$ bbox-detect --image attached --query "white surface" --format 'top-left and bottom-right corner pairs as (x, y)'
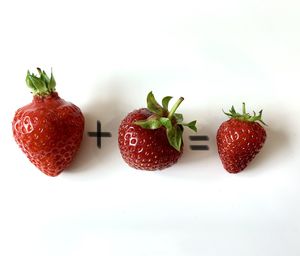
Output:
(0, 0), (300, 255)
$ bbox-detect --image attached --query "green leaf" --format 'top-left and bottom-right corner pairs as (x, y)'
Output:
(28, 75), (48, 95)
(25, 68), (56, 96)
(159, 117), (172, 129)
(49, 70), (56, 91)
(230, 106), (237, 115)
(167, 125), (183, 151)
(134, 119), (162, 129)
(182, 120), (197, 132)
(26, 71), (37, 93)
(223, 103), (267, 125)
(162, 96), (172, 111)
(174, 113), (183, 123)
(41, 71), (50, 84)
(147, 91), (165, 116)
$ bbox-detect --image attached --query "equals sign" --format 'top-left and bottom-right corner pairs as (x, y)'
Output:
(189, 135), (209, 151)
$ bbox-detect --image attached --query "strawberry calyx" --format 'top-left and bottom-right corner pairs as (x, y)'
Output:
(26, 68), (56, 96)
(134, 91), (197, 151)
(224, 102), (266, 125)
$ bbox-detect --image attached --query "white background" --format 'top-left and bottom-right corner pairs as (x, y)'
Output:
(0, 0), (300, 255)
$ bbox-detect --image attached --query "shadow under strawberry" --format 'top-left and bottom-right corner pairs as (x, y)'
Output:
(181, 129), (217, 164)
(244, 126), (290, 174)
(65, 79), (124, 175)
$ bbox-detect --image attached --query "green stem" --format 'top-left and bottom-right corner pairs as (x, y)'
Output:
(168, 97), (184, 119)
(242, 102), (246, 115)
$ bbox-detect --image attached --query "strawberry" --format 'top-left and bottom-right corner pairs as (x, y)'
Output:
(118, 91), (197, 171)
(12, 68), (84, 177)
(216, 103), (267, 173)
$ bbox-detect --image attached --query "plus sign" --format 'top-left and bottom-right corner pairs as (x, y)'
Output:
(88, 121), (112, 149)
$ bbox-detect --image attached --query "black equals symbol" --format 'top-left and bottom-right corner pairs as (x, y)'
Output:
(189, 135), (209, 151)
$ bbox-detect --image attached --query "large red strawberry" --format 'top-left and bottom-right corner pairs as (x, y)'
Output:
(12, 68), (84, 177)
(216, 103), (267, 173)
(118, 91), (197, 170)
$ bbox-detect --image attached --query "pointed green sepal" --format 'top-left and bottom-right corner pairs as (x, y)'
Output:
(49, 70), (56, 91)
(223, 103), (267, 125)
(166, 125), (183, 152)
(134, 92), (197, 151)
(147, 91), (165, 116)
(181, 120), (197, 132)
(174, 113), (183, 123)
(159, 117), (172, 129)
(134, 117), (162, 129)
(25, 68), (56, 96)
(162, 96), (173, 111)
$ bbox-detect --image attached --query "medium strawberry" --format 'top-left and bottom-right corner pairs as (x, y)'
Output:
(216, 103), (267, 173)
(118, 91), (197, 171)
(12, 68), (85, 177)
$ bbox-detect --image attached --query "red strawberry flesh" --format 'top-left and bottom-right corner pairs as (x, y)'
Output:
(13, 92), (84, 176)
(217, 119), (266, 173)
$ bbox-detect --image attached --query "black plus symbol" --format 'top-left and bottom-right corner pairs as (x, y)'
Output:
(88, 121), (112, 149)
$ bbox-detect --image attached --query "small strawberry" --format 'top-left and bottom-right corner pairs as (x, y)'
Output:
(12, 68), (85, 177)
(216, 103), (267, 173)
(118, 91), (197, 171)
